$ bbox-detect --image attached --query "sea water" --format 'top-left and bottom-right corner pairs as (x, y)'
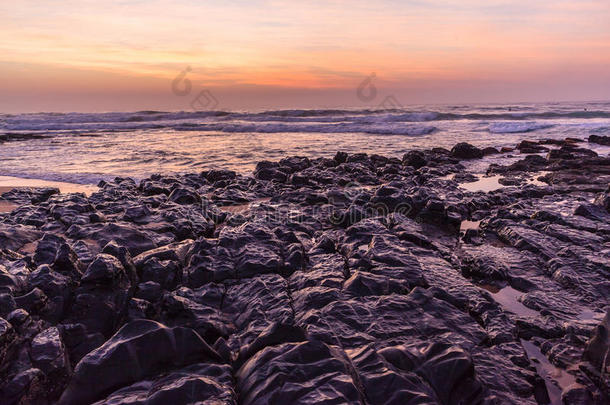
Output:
(1, 101), (609, 185)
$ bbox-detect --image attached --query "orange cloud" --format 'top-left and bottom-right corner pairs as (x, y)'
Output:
(1, 1), (609, 111)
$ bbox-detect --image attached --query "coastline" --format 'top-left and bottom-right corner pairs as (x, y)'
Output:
(0, 176), (98, 195)
(0, 136), (609, 403)
(2, 103), (610, 184)
(0, 176), (98, 213)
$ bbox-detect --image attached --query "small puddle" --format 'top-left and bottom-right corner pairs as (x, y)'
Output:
(460, 175), (505, 193)
(479, 285), (539, 318)
(460, 220), (481, 233)
(18, 241), (38, 255)
(521, 339), (577, 405)
(577, 309), (605, 322)
(0, 200), (18, 213)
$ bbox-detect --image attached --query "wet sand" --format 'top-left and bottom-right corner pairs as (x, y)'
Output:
(0, 199), (18, 213)
(0, 177), (98, 213)
(0, 176), (98, 195)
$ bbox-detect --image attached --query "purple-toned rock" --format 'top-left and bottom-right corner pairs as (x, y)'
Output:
(58, 320), (220, 405)
(451, 142), (483, 159)
(30, 327), (70, 375)
(0, 140), (607, 403)
(588, 134), (610, 145)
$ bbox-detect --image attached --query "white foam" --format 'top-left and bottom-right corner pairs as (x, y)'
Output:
(2, 103), (610, 183)
(489, 122), (554, 134)
(175, 122), (437, 135)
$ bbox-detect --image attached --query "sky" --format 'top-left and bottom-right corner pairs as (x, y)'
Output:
(1, 0), (610, 112)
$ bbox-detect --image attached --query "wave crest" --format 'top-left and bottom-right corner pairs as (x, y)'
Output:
(488, 122), (554, 134)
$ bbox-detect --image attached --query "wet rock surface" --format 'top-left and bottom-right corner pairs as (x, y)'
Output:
(0, 138), (609, 404)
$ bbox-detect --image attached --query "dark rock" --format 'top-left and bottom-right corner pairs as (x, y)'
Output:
(588, 134), (610, 145)
(140, 257), (180, 289)
(490, 154), (549, 173)
(0, 368), (46, 405)
(236, 340), (362, 404)
(121, 204), (151, 223)
(347, 152), (368, 163)
(27, 265), (72, 320)
(127, 297), (156, 320)
(254, 160), (278, 172)
(334, 151), (348, 164)
(451, 142), (483, 159)
(28, 265), (71, 297)
(453, 172), (479, 183)
(160, 287), (228, 342)
(575, 203), (609, 222)
(234, 322), (306, 368)
(139, 179), (171, 196)
(561, 384), (594, 404)
(279, 156), (311, 173)
(101, 240), (138, 284)
(0, 293), (17, 317)
(0, 225), (41, 253)
(167, 187), (201, 205)
(59, 323), (105, 366)
(346, 344), (439, 404)
(254, 167), (287, 182)
(0, 317), (16, 371)
(583, 309), (609, 371)
(223, 274), (292, 350)
(66, 222), (160, 256)
(132, 239), (194, 269)
(380, 342), (488, 404)
(594, 190), (610, 212)
(517, 140), (548, 153)
(81, 254), (129, 286)
(135, 281), (162, 302)
(482, 147), (500, 155)
(6, 308), (29, 326)
(310, 235), (335, 253)
(30, 326), (70, 375)
(0, 264), (26, 295)
(297, 287), (485, 350)
(1, 143), (608, 403)
(1, 187), (59, 205)
(58, 320), (220, 405)
(402, 150), (427, 169)
(32, 187), (60, 203)
(91, 363), (235, 404)
(14, 288), (48, 314)
(343, 271), (409, 296)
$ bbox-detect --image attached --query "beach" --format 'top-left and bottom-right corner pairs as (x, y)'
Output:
(0, 176), (98, 213)
(3, 0), (609, 402)
(1, 135), (609, 404)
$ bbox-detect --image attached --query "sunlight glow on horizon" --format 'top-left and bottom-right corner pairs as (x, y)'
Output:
(2, 0), (610, 112)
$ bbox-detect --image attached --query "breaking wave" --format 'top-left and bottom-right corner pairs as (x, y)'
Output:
(3, 103), (610, 135)
(2, 101), (610, 186)
(488, 122), (555, 134)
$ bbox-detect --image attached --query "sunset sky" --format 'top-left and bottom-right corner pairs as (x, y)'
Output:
(1, 0), (610, 112)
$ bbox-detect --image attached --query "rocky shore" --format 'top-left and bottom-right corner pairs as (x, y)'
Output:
(0, 136), (609, 404)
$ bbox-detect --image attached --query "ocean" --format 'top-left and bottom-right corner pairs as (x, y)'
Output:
(1, 101), (610, 185)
